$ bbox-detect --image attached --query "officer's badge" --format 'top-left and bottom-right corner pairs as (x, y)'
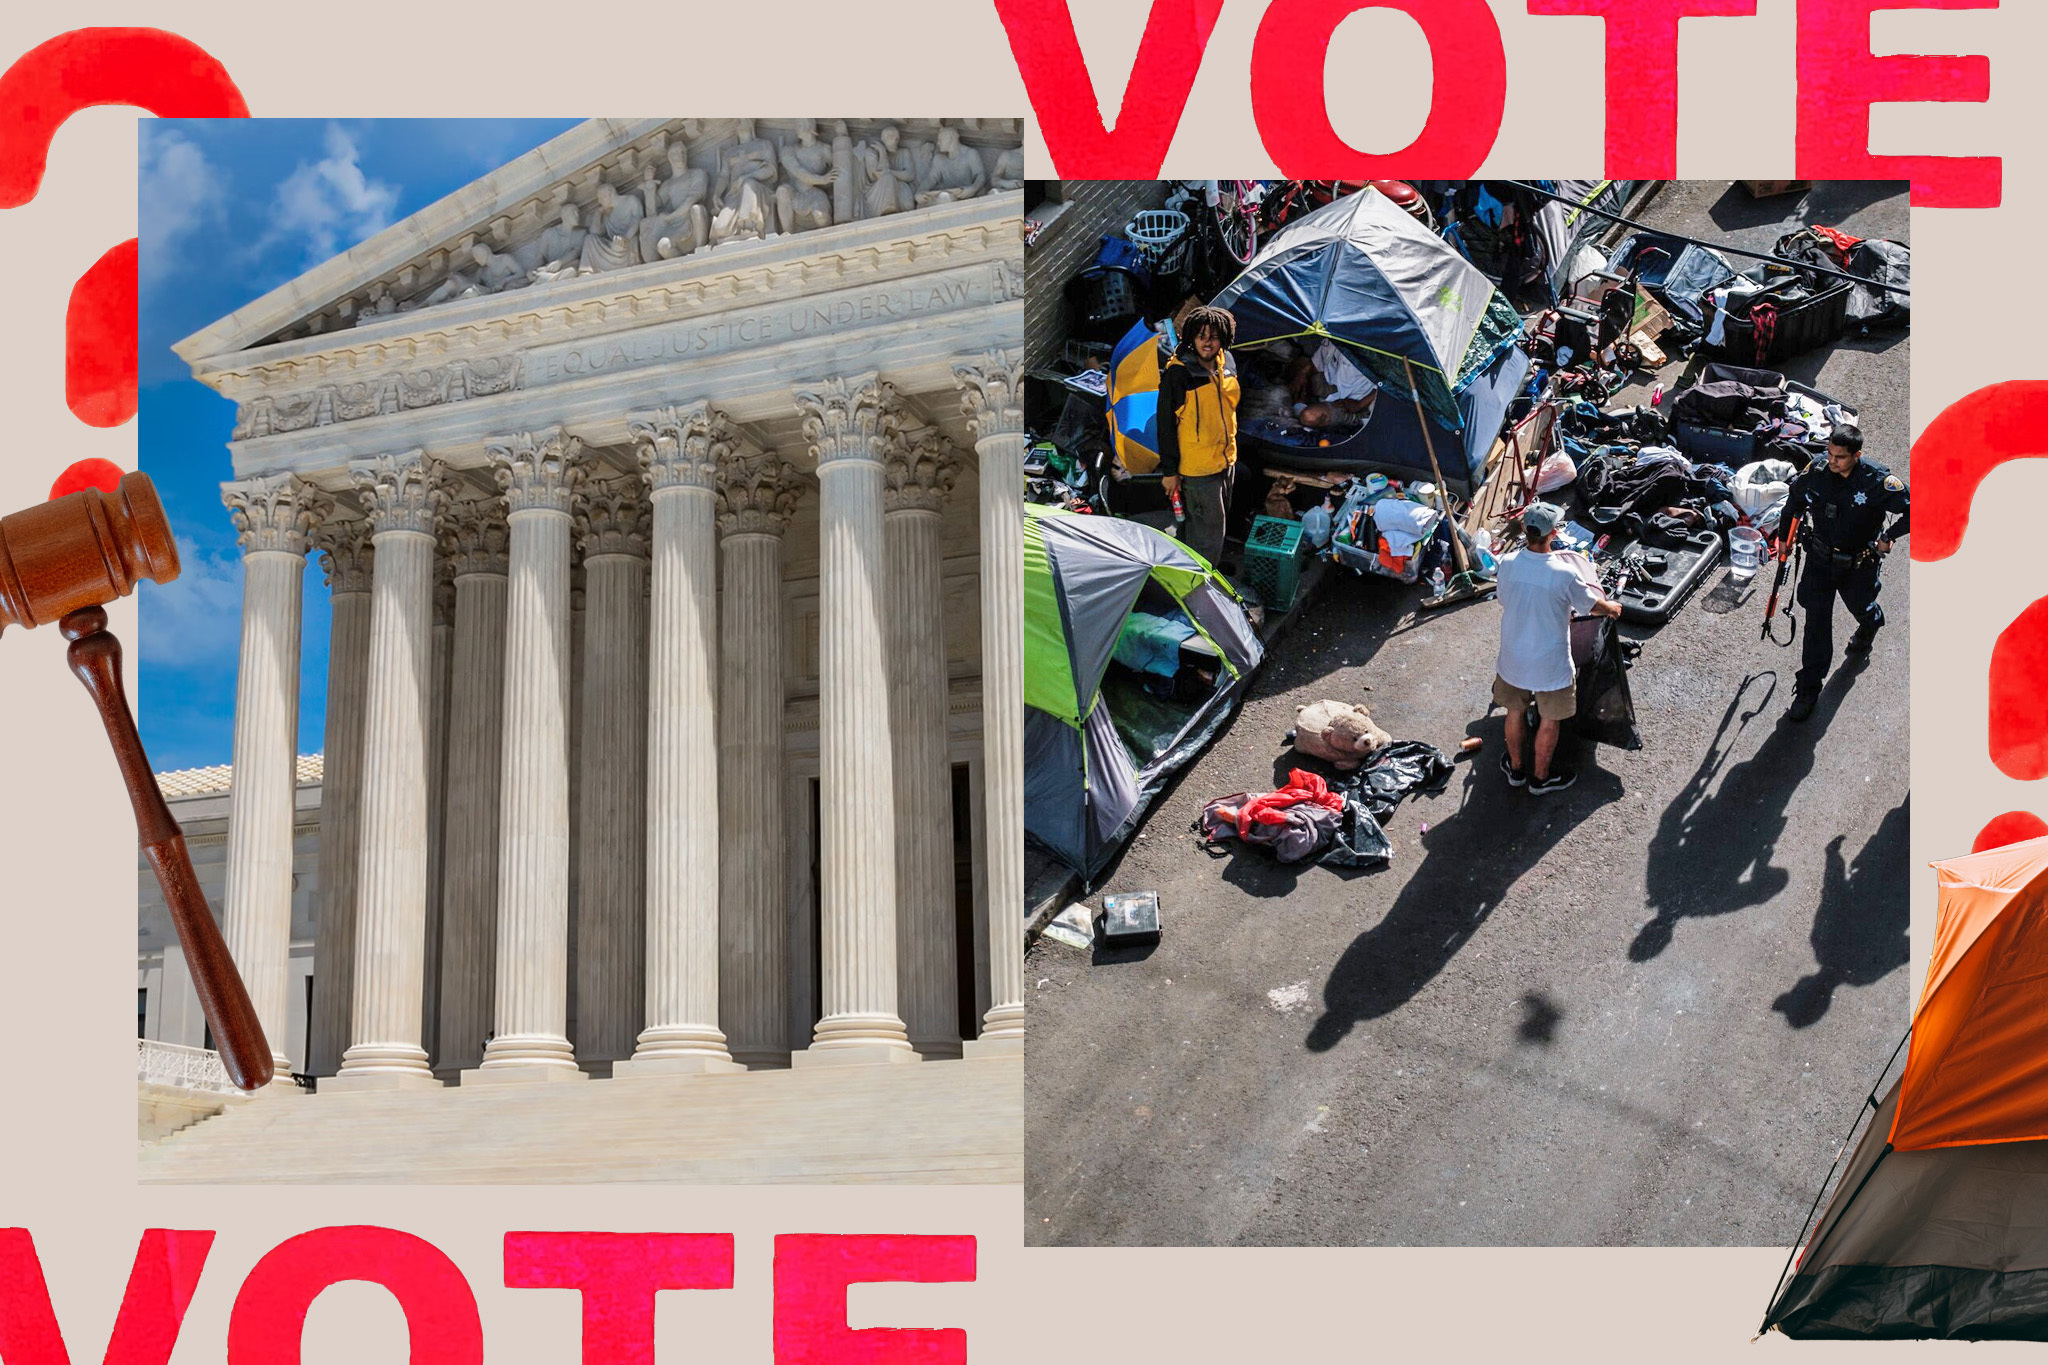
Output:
(1853, 491), (1867, 505)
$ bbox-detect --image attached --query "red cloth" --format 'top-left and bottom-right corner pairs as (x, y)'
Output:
(1236, 768), (1344, 837)
(1811, 224), (1863, 261)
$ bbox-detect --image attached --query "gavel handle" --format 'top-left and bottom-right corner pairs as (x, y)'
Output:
(60, 607), (274, 1091)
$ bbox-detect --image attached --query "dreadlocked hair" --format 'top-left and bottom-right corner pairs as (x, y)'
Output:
(1183, 304), (1236, 348)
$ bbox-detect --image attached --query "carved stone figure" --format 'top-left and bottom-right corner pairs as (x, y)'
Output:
(579, 183), (645, 274)
(915, 126), (989, 207)
(859, 124), (917, 219)
(991, 145), (1025, 192)
(777, 118), (838, 234)
(710, 118), (779, 246)
(640, 141), (711, 261)
(830, 120), (857, 225)
(418, 243), (527, 307)
(354, 282), (401, 326)
(526, 203), (588, 283)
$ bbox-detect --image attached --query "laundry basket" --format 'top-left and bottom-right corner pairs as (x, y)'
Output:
(1125, 208), (1190, 265)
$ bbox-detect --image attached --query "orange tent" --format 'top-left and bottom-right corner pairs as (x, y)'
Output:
(1766, 834), (2048, 1339)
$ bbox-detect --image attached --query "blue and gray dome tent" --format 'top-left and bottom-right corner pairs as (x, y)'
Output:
(1210, 186), (1529, 491)
(1024, 504), (1263, 882)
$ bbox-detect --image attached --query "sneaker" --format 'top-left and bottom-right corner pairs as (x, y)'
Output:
(1786, 691), (1818, 723)
(1499, 751), (1526, 788)
(1528, 769), (1577, 795)
(1844, 628), (1877, 658)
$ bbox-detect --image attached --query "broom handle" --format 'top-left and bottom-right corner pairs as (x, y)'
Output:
(1402, 358), (1473, 576)
(60, 606), (274, 1091)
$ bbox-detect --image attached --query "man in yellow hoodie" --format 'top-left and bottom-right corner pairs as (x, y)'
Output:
(1157, 305), (1241, 569)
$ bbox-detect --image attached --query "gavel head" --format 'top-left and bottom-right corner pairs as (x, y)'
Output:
(0, 471), (179, 635)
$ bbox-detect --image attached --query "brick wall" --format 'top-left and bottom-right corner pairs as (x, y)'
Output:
(1024, 180), (1171, 371)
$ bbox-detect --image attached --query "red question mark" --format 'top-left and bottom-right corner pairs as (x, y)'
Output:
(0, 27), (247, 495)
(1912, 380), (2048, 849)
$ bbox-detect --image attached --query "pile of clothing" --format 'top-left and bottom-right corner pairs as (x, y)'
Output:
(1193, 742), (1455, 869)
(1668, 362), (1857, 470)
(1320, 476), (1454, 583)
(1545, 399), (1743, 550)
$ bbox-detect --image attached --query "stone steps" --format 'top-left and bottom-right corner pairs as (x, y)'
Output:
(139, 1056), (1021, 1184)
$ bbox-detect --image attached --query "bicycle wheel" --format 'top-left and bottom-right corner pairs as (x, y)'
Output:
(1215, 191), (1257, 265)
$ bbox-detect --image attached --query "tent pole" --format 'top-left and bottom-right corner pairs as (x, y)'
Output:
(1402, 357), (1474, 583)
(1759, 1026), (1913, 1334)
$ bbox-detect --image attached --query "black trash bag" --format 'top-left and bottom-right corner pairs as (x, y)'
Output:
(1337, 740), (1456, 821)
(1574, 616), (1643, 750)
(1320, 798), (1393, 868)
(1670, 362), (1787, 429)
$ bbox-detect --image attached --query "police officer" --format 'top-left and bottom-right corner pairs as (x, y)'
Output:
(1783, 424), (1908, 722)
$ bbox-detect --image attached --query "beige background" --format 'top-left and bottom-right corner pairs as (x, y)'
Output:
(0, 0), (2024, 1358)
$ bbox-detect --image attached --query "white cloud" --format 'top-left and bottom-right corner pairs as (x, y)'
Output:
(138, 129), (225, 290)
(259, 123), (401, 265)
(138, 537), (244, 672)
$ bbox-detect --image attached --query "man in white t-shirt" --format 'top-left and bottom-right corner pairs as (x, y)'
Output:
(1492, 502), (1623, 794)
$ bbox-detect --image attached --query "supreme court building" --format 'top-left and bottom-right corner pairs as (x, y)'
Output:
(147, 118), (1024, 1176)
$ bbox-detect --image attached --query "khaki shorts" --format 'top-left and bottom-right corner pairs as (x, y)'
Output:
(1493, 674), (1577, 722)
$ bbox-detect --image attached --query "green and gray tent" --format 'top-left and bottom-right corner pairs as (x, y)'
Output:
(1025, 505), (1263, 882)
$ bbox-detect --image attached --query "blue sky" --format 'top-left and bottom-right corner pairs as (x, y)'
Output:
(137, 118), (582, 771)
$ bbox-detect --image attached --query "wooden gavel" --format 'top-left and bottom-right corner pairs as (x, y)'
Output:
(0, 472), (273, 1090)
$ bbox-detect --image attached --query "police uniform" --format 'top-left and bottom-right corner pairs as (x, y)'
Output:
(1786, 454), (1909, 696)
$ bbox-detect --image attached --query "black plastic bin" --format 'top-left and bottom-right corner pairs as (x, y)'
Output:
(1707, 280), (1852, 364)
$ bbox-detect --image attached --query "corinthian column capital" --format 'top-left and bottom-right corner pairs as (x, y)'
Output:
(441, 497), (510, 577)
(488, 429), (584, 514)
(574, 477), (652, 558)
(631, 402), (720, 492)
(951, 349), (1025, 443)
(793, 374), (887, 468)
(222, 473), (329, 556)
(349, 450), (445, 536)
(715, 442), (806, 538)
(882, 418), (961, 515)
(313, 517), (376, 594)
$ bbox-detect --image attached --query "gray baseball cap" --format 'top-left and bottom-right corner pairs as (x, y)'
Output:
(1523, 501), (1564, 537)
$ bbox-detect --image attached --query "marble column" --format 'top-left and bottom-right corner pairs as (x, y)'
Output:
(572, 478), (650, 1075)
(308, 516), (373, 1078)
(422, 561), (454, 1058)
(955, 351), (1026, 1056)
(331, 451), (445, 1091)
(615, 403), (739, 1077)
(435, 498), (508, 1075)
(714, 437), (806, 1069)
(470, 429), (586, 1083)
(882, 415), (964, 1057)
(219, 474), (325, 1088)
(791, 374), (917, 1067)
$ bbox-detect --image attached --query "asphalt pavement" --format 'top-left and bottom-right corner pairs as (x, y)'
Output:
(1024, 181), (1911, 1247)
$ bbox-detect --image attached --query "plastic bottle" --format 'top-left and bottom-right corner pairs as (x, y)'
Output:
(1170, 485), (1185, 537)
(1427, 567), (1446, 597)
(1650, 382), (1665, 407)
(1301, 500), (1333, 549)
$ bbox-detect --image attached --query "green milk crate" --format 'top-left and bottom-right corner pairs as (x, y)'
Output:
(1240, 514), (1307, 612)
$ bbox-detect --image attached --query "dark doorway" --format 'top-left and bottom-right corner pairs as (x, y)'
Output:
(808, 776), (823, 1031)
(952, 764), (980, 1040)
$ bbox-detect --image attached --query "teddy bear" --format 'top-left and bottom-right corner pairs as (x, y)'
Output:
(1290, 699), (1391, 770)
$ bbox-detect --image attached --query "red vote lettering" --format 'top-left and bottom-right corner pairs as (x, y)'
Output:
(994, 0), (1225, 177)
(0, 1228), (213, 1365)
(226, 1227), (482, 1365)
(1527, 0), (1756, 177)
(1794, 0), (1998, 208)
(1250, 0), (1505, 176)
(1989, 597), (2048, 781)
(503, 1232), (733, 1365)
(773, 1235), (975, 1365)
(1973, 810), (2048, 852)
(1908, 380), (2048, 562)
(0, 26), (246, 464)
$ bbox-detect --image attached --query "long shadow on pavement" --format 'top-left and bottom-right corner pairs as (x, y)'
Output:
(1305, 718), (1624, 1051)
(1772, 796), (1910, 1027)
(1634, 658), (1864, 962)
